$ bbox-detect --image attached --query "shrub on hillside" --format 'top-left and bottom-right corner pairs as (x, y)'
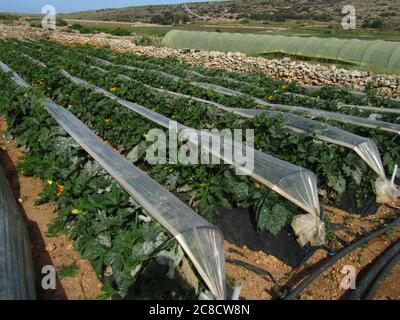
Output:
(108, 28), (131, 36)
(362, 19), (384, 29)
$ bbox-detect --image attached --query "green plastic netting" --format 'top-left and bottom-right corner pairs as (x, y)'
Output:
(162, 31), (400, 73)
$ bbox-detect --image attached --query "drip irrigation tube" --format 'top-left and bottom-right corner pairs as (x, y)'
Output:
(364, 253), (400, 300)
(346, 239), (400, 300)
(284, 211), (400, 300)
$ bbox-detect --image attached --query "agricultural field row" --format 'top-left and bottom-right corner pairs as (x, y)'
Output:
(0, 47), (218, 300)
(0, 39), (399, 299)
(12, 40), (400, 199)
(3, 39), (399, 225)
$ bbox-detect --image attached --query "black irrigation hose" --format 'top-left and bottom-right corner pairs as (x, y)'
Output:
(346, 239), (400, 300)
(284, 212), (400, 300)
(364, 253), (400, 300)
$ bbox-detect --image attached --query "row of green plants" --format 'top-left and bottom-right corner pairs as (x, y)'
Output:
(52, 41), (399, 182)
(68, 23), (132, 37)
(0, 67), (202, 300)
(99, 47), (400, 123)
(1, 42), (295, 233)
(66, 41), (400, 112)
(4, 40), (383, 216)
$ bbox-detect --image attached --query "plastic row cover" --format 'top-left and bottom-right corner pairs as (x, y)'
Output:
(44, 99), (226, 299)
(26, 41), (400, 114)
(0, 61), (29, 87)
(60, 69), (321, 218)
(94, 57), (400, 135)
(187, 71), (399, 115)
(162, 31), (400, 73)
(93, 56), (182, 81)
(81, 48), (390, 181)
(191, 81), (400, 135)
(115, 71), (386, 179)
(101, 61), (387, 179)
(0, 165), (36, 299)
(0, 62), (226, 299)
(20, 52), (323, 242)
(234, 108), (386, 178)
(336, 103), (400, 115)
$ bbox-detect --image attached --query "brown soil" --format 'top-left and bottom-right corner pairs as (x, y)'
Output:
(224, 204), (400, 300)
(0, 117), (102, 300)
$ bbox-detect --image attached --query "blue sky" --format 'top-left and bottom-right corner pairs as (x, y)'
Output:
(0, 1), (214, 14)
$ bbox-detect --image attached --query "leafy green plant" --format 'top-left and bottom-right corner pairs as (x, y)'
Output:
(58, 264), (79, 278)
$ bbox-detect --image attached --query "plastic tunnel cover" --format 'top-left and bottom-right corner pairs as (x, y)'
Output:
(103, 64), (387, 180)
(44, 99), (227, 300)
(181, 80), (400, 136)
(230, 108), (386, 179)
(59, 69), (321, 217)
(354, 140), (386, 180)
(81, 56), (400, 116)
(0, 62), (227, 300)
(0, 166), (36, 299)
(162, 31), (400, 72)
(20, 54), (322, 218)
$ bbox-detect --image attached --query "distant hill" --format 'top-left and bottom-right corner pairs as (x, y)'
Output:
(61, 0), (400, 29)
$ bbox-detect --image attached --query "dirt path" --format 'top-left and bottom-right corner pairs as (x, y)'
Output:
(0, 117), (102, 300)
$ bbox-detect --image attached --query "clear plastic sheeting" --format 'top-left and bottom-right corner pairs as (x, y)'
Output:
(116, 71), (386, 179)
(96, 58), (399, 134)
(254, 99), (400, 136)
(162, 31), (400, 73)
(336, 103), (400, 115)
(20, 53), (47, 68)
(60, 69), (174, 129)
(0, 166), (36, 299)
(0, 61), (29, 88)
(185, 81), (400, 135)
(291, 213), (326, 247)
(1, 62), (228, 299)
(375, 177), (400, 204)
(116, 73), (233, 112)
(92, 56), (181, 81)
(231, 108), (386, 179)
(60, 69), (321, 218)
(44, 99), (227, 299)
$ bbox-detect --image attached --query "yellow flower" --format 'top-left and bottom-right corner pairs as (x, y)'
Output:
(268, 95), (273, 102)
(47, 179), (53, 185)
(71, 208), (80, 215)
(110, 86), (117, 92)
(55, 184), (64, 198)
(143, 133), (148, 140)
(281, 85), (288, 92)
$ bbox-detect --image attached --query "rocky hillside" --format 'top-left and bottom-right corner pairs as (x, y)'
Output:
(62, 0), (400, 29)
